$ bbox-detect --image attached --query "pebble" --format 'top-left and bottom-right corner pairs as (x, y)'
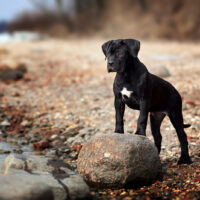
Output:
(6, 137), (18, 144)
(84, 135), (91, 141)
(13, 149), (23, 154)
(20, 120), (31, 127)
(67, 137), (75, 144)
(0, 120), (10, 127)
(50, 134), (58, 140)
(46, 150), (56, 156)
(0, 130), (6, 137)
(59, 136), (66, 141)
(17, 139), (29, 145)
(0, 149), (10, 154)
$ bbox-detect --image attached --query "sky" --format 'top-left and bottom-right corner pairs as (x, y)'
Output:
(0, 0), (73, 21)
(0, 0), (36, 21)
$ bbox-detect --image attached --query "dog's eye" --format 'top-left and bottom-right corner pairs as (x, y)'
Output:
(117, 53), (123, 57)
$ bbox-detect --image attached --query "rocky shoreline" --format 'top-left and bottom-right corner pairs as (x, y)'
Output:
(0, 38), (199, 199)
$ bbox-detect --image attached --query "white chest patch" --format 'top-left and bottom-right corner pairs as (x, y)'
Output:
(121, 87), (133, 98)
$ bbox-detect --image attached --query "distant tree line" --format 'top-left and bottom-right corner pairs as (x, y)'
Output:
(7, 0), (200, 39)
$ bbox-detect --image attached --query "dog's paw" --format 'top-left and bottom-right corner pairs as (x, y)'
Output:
(135, 130), (146, 136)
(114, 129), (124, 134)
(177, 157), (192, 165)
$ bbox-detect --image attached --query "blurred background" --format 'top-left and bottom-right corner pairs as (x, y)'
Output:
(1, 0), (200, 40)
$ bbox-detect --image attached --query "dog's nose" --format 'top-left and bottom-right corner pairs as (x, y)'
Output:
(108, 60), (114, 66)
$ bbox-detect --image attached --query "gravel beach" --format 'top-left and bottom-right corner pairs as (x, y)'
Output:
(0, 38), (199, 199)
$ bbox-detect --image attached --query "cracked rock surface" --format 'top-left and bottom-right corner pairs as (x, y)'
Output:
(1, 154), (90, 200)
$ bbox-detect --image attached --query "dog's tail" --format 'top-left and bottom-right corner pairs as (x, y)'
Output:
(183, 124), (191, 128)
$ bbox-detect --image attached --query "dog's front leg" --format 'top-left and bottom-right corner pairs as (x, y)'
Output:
(135, 100), (149, 136)
(114, 96), (125, 133)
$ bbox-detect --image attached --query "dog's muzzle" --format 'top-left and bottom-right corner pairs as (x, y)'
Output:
(107, 65), (115, 73)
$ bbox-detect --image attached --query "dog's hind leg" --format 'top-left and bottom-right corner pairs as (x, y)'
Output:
(168, 110), (192, 164)
(150, 112), (166, 154)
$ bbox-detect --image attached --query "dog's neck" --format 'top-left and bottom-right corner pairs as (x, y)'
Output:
(117, 56), (142, 79)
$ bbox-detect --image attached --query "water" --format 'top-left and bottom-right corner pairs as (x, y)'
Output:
(150, 54), (180, 60)
(0, 32), (45, 43)
(0, 142), (33, 168)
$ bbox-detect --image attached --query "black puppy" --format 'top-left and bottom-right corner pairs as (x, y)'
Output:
(102, 39), (191, 164)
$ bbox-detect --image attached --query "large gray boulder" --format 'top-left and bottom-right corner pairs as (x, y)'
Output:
(0, 174), (54, 200)
(77, 133), (161, 188)
(2, 154), (72, 175)
(1, 154), (90, 200)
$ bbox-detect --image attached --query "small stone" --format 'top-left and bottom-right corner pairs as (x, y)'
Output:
(13, 149), (23, 154)
(0, 120), (10, 126)
(33, 139), (49, 149)
(59, 136), (66, 141)
(0, 149), (10, 154)
(6, 137), (18, 144)
(21, 120), (31, 127)
(50, 134), (58, 140)
(17, 138), (29, 145)
(69, 152), (78, 159)
(67, 137), (75, 144)
(46, 150), (56, 156)
(63, 149), (71, 154)
(0, 130), (4, 135)
(84, 135), (91, 141)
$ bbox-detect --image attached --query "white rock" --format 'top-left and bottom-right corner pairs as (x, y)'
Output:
(0, 120), (10, 127)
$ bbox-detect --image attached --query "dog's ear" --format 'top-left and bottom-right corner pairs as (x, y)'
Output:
(123, 39), (140, 58)
(102, 40), (113, 57)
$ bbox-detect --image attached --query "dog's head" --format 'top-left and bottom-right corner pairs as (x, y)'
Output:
(102, 39), (140, 73)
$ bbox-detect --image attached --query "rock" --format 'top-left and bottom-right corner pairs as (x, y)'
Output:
(34, 174), (68, 200)
(0, 149), (10, 154)
(50, 134), (58, 140)
(0, 130), (6, 137)
(77, 133), (161, 188)
(59, 136), (66, 141)
(0, 174), (54, 200)
(0, 67), (25, 81)
(2, 154), (26, 174)
(34, 173), (90, 200)
(0, 170), (89, 200)
(32, 139), (49, 149)
(20, 120), (31, 127)
(17, 138), (29, 145)
(62, 174), (90, 200)
(26, 155), (64, 173)
(148, 65), (170, 77)
(6, 136), (18, 144)
(0, 120), (10, 127)
(2, 154), (54, 174)
(1, 154), (90, 200)
(67, 136), (76, 143)
(4, 168), (30, 175)
(46, 149), (57, 156)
